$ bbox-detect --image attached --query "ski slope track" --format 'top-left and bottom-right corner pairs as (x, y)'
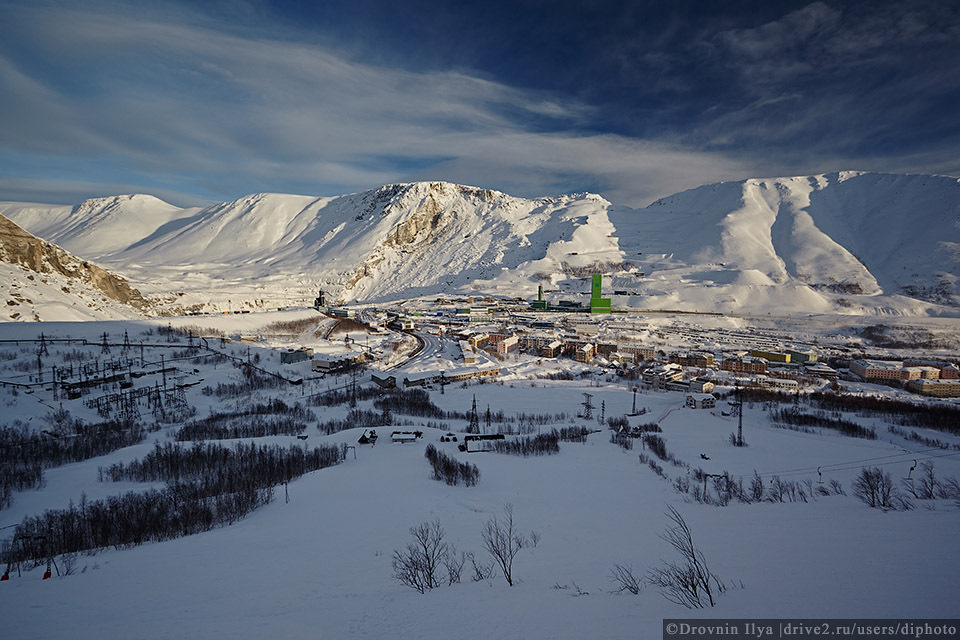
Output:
(2, 172), (959, 320)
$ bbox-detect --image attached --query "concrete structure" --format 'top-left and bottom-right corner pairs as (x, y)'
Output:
(903, 359), (959, 379)
(519, 334), (556, 351)
(642, 363), (683, 386)
(370, 371), (398, 388)
(280, 348), (314, 364)
(576, 343), (595, 363)
(312, 354), (358, 373)
(468, 333), (492, 349)
(542, 340), (563, 358)
(497, 335), (519, 355)
(686, 393), (716, 409)
(459, 340), (476, 364)
(387, 317), (414, 331)
(619, 345), (655, 361)
(750, 349), (790, 363)
(906, 378), (960, 397)
(786, 349), (818, 363)
(722, 355), (768, 374)
(849, 360), (930, 382)
(757, 376), (799, 390)
(401, 366), (501, 387)
(669, 351), (715, 367)
(594, 342), (618, 357)
(804, 362), (838, 380)
(688, 379), (715, 393)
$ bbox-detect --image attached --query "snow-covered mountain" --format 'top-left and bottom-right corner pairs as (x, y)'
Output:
(2, 172), (959, 318)
(1, 194), (196, 259)
(0, 213), (151, 321)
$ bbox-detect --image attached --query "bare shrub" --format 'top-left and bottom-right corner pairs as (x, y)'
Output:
(610, 563), (643, 595)
(936, 475), (960, 504)
(646, 505), (727, 608)
(749, 471), (764, 502)
(465, 551), (496, 582)
(442, 545), (467, 586)
(529, 530), (541, 548)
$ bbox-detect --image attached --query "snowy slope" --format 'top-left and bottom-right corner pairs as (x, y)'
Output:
(609, 172), (960, 314)
(0, 214), (151, 321)
(2, 173), (959, 318)
(1, 319), (959, 639)
(2, 195), (196, 259)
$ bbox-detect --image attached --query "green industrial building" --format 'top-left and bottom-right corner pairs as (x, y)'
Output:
(531, 284), (548, 310)
(528, 275), (611, 313)
(590, 274), (612, 314)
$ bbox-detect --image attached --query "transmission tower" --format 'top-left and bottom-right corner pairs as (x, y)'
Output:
(468, 395), (480, 433)
(581, 393), (593, 421)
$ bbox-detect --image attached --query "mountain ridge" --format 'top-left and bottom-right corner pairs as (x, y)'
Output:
(2, 172), (958, 319)
(0, 212), (151, 321)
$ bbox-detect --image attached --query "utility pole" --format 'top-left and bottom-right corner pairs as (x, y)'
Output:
(735, 383), (745, 447)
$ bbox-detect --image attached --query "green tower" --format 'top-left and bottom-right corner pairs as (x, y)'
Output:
(531, 284), (548, 310)
(590, 274), (611, 313)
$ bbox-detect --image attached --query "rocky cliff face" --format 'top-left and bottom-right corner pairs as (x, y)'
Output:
(0, 213), (150, 311)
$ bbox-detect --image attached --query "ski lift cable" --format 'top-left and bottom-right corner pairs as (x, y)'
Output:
(754, 449), (960, 480)
(754, 446), (946, 478)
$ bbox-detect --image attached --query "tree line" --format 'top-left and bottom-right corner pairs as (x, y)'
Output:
(175, 400), (315, 441)
(1, 417), (146, 510)
(491, 432), (560, 457)
(424, 444), (480, 486)
(100, 441), (344, 488)
(770, 407), (877, 439)
(2, 441), (346, 566)
(729, 388), (960, 436)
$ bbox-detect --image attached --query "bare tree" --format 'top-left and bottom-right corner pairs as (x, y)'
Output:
(915, 461), (938, 500)
(646, 505), (726, 608)
(392, 519), (448, 594)
(853, 467), (896, 509)
(481, 503), (527, 586)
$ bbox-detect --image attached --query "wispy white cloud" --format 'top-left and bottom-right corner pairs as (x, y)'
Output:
(0, 2), (750, 206)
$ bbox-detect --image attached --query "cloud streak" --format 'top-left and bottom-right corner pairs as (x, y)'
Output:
(0, 2), (752, 206)
(1, 1), (957, 208)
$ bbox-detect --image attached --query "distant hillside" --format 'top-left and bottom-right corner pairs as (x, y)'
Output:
(0, 213), (150, 321)
(2, 172), (958, 318)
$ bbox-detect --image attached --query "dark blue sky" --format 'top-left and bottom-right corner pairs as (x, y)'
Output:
(1, 0), (958, 207)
